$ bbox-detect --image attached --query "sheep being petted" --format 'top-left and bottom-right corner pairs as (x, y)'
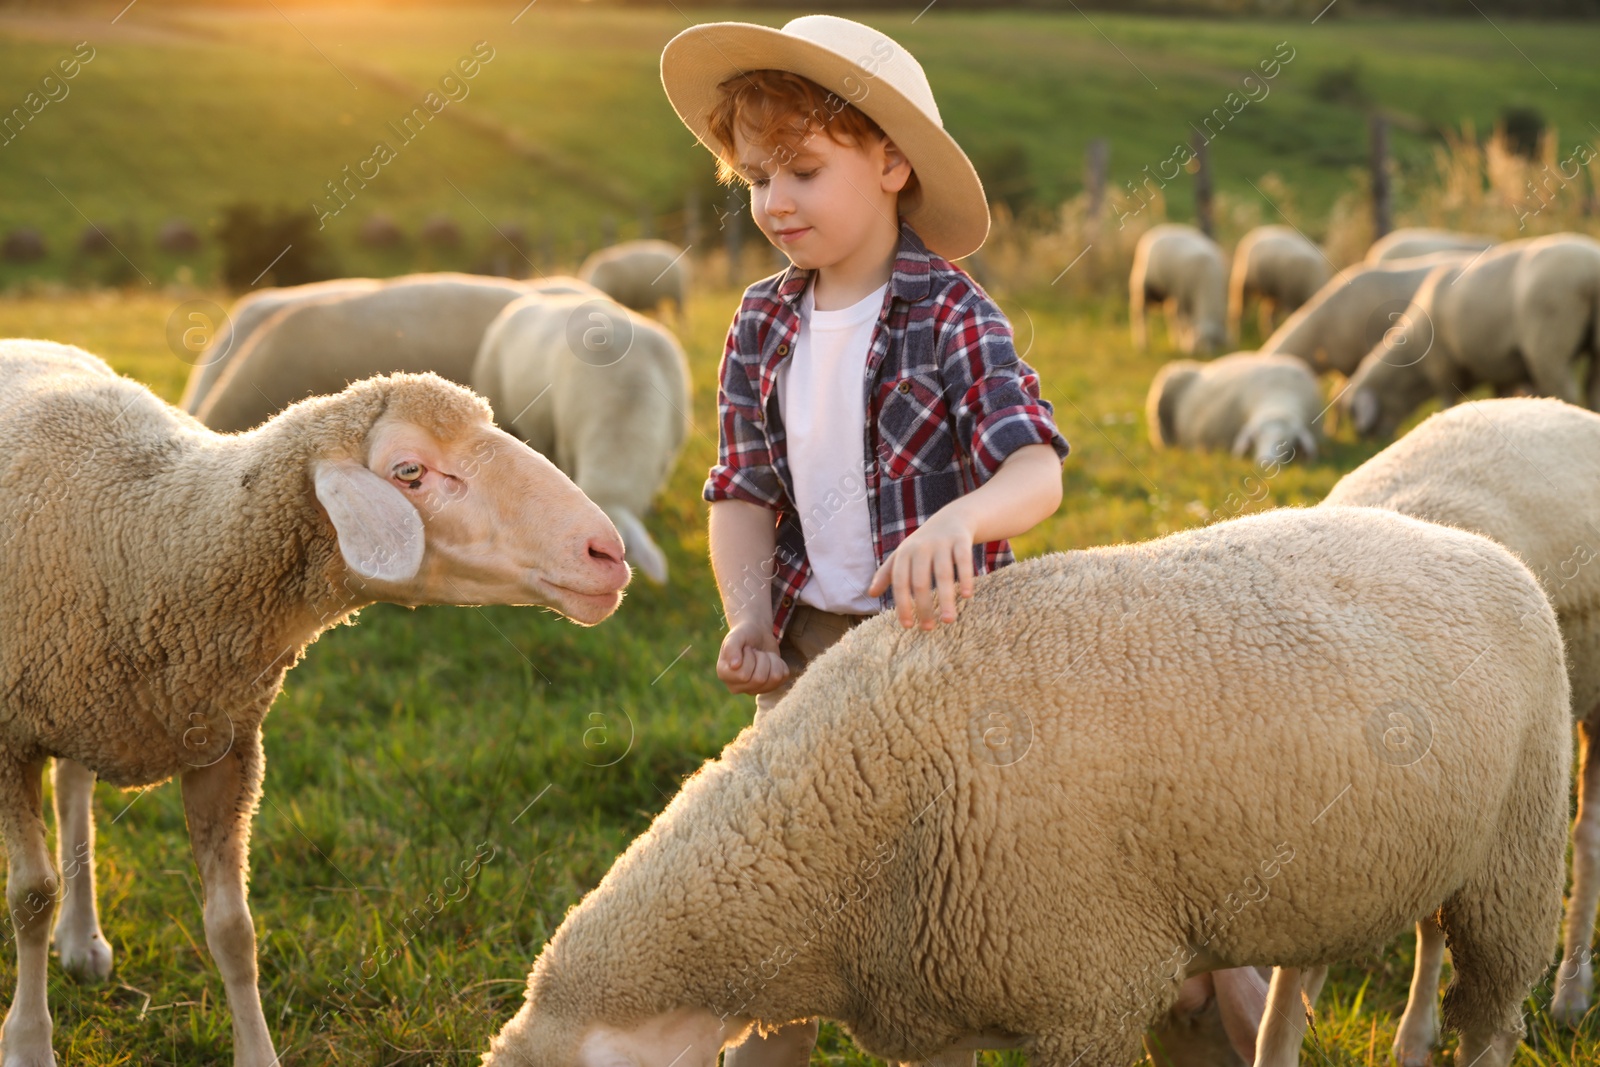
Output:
(0, 339), (630, 1067)
(472, 290), (692, 585)
(1365, 227), (1495, 264)
(1343, 233), (1600, 439)
(1145, 351), (1322, 465)
(177, 277), (382, 415)
(1323, 396), (1600, 1045)
(481, 505), (1569, 1067)
(1130, 224), (1229, 355)
(193, 272), (539, 432)
(1226, 225), (1330, 340)
(578, 239), (691, 323)
(1260, 251), (1473, 377)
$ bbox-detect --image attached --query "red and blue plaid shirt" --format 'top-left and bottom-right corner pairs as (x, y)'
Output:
(705, 218), (1070, 640)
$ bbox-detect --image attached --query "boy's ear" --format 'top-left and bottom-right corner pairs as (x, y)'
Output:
(880, 137), (913, 194)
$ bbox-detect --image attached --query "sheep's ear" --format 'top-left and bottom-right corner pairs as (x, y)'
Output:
(313, 459), (425, 582)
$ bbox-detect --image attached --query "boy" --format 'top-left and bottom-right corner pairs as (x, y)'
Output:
(664, 15), (1068, 718)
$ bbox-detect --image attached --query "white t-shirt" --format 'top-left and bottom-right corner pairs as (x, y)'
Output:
(776, 278), (888, 614)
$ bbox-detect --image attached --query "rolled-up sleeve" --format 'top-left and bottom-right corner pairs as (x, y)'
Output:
(940, 294), (1071, 484)
(703, 318), (786, 509)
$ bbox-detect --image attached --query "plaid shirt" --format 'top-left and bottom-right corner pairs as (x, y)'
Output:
(705, 218), (1070, 640)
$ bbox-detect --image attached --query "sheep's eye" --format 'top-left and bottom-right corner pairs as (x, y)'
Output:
(393, 462), (425, 488)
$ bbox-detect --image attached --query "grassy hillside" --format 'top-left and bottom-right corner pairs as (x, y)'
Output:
(0, 7), (1596, 287)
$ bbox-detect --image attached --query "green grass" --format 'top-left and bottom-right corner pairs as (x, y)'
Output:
(0, 279), (1591, 1065)
(3, 7), (1600, 287)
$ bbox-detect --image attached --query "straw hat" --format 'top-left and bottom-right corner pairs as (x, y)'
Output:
(660, 15), (990, 261)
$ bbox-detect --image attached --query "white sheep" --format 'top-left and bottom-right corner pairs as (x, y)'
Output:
(1130, 224), (1229, 355)
(1145, 351), (1323, 465)
(1343, 233), (1600, 439)
(1365, 227), (1496, 264)
(0, 339), (631, 1067)
(1260, 251), (1473, 377)
(177, 277), (382, 415)
(578, 239), (690, 325)
(193, 272), (548, 432)
(480, 505), (1569, 1067)
(472, 290), (692, 585)
(1226, 225), (1331, 341)
(1323, 396), (1600, 1046)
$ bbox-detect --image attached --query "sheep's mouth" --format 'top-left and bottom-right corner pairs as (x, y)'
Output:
(532, 576), (625, 624)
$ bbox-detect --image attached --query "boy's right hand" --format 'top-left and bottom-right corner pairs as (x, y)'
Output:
(716, 620), (790, 695)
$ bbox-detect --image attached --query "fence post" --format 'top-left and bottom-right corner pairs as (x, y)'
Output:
(1085, 137), (1109, 224)
(1370, 112), (1391, 241)
(1191, 130), (1213, 238)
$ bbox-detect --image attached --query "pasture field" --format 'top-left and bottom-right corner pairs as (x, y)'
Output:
(0, 282), (1589, 1066)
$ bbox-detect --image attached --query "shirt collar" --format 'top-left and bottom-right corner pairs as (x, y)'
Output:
(774, 217), (934, 310)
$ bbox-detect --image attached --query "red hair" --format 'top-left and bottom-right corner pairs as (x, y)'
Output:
(704, 68), (921, 206)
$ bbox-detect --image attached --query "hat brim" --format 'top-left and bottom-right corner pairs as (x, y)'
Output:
(661, 21), (989, 262)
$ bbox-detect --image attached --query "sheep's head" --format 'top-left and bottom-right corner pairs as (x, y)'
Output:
(481, 999), (736, 1067)
(1146, 361), (1203, 449)
(1342, 348), (1434, 442)
(307, 372), (630, 624)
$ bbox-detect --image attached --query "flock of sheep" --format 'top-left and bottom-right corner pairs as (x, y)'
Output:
(1133, 222), (1600, 462)
(3, 221), (1600, 1067)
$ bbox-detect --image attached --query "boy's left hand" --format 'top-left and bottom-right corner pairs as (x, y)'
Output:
(866, 508), (976, 630)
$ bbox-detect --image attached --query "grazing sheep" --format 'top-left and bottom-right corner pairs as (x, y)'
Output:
(0, 339), (630, 1067)
(578, 239), (690, 323)
(1260, 252), (1473, 377)
(481, 506), (1569, 1067)
(1365, 227), (1495, 264)
(193, 273), (535, 432)
(177, 277), (382, 415)
(1342, 233), (1600, 439)
(472, 290), (691, 585)
(1145, 351), (1323, 465)
(1323, 396), (1600, 1045)
(1227, 225), (1331, 340)
(1130, 224), (1229, 355)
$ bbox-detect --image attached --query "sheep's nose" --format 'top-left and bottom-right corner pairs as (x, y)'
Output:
(587, 536), (624, 566)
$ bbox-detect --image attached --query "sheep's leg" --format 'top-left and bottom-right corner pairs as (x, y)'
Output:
(1211, 965), (1271, 1062)
(1251, 966), (1314, 1067)
(1553, 718), (1600, 1026)
(182, 733), (277, 1067)
(49, 759), (111, 983)
(1130, 283), (1148, 352)
(0, 758), (59, 1067)
(1393, 916), (1445, 1065)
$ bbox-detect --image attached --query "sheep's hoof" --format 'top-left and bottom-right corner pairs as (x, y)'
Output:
(1550, 967), (1591, 1028)
(1391, 1007), (1437, 1067)
(54, 930), (113, 983)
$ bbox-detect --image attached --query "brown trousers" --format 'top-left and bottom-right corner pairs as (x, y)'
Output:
(752, 604), (873, 719)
